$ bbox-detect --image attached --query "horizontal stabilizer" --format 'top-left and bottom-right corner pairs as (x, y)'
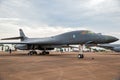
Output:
(0, 42), (28, 44)
(1, 37), (23, 40)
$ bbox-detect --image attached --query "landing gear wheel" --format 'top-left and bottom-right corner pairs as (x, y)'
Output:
(33, 51), (37, 55)
(40, 51), (50, 55)
(78, 54), (84, 59)
(41, 51), (46, 55)
(28, 51), (33, 55)
(46, 52), (49, 55)
(28, 51), (37, 55)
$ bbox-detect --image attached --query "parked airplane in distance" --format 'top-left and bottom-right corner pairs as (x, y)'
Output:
(0, 29), (119, 58)
(98, 44), (120, 52)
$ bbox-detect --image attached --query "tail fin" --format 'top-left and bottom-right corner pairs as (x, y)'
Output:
(1, 29), (28, 41)
(19, 29), (28, 41)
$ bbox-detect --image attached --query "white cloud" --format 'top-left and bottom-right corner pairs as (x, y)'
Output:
(0, 0), (120, 43)
(0, 19), (88, 38)
(0, 18), (20, 21)
(89, 0), (105, 6)
(82, 0), (120, 16)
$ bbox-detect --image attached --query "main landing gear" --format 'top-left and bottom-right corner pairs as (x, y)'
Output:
(28, 50), (49, 55)
(39, 51), (49, 55)
(28, 50), (37, 55)
(78, 45), (84, 59)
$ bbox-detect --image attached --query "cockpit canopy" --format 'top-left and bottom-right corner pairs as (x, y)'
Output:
(80, 30), (95, 34)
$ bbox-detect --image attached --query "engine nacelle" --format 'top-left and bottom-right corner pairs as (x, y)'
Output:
(38, 48), (54, 50)
(113, 47), (120, 52)
(15, 44), (28, 50)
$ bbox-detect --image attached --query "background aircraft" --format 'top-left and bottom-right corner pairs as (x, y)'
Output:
(0, 29), (118, 58)
(98, 44), (120, 52)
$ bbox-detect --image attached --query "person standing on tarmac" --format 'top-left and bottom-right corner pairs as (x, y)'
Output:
(9, 49), (12, 54)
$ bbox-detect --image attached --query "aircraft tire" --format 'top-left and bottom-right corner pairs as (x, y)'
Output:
(28, 51), (34, 55)
(28, 52), (32, 55)
(78, 54), (84, 59)
(33, 51), (37, 55)
(40, 51), (49, 55)
(28, 53), (30, 55)
(46, 52), (49, 55)
(41, 51), (46, 55)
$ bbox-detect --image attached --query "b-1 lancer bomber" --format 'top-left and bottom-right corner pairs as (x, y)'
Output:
(0, 29), (118, 58)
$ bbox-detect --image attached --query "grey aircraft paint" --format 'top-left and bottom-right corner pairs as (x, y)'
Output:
(0, 29), (119, 51)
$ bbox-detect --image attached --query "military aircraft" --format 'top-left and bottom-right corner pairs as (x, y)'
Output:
(0, 29), (119, 58)
(98, 44), (120, 52)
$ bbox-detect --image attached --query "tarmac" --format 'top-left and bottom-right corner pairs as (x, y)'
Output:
(0, 51), (120, 80)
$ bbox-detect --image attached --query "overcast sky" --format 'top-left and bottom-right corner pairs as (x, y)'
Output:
(0, 0), (120, 43)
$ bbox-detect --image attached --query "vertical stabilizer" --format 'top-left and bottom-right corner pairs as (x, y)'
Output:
(19, 29), (27, 41)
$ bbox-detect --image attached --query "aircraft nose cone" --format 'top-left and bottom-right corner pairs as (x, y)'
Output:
(113, 37), (119, 41)
(107, 36), (119, 43)
(114, 37), (119, 41)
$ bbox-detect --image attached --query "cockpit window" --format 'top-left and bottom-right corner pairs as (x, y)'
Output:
(81, 31), (95, 34)
(87, 31), (95, 34)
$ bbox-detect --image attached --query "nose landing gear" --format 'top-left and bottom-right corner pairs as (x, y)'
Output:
(78, 54), (84, 58)
(78, 45), (84, 59)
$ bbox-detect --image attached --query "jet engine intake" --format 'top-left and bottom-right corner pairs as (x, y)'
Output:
(15, 44), (28, 50)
